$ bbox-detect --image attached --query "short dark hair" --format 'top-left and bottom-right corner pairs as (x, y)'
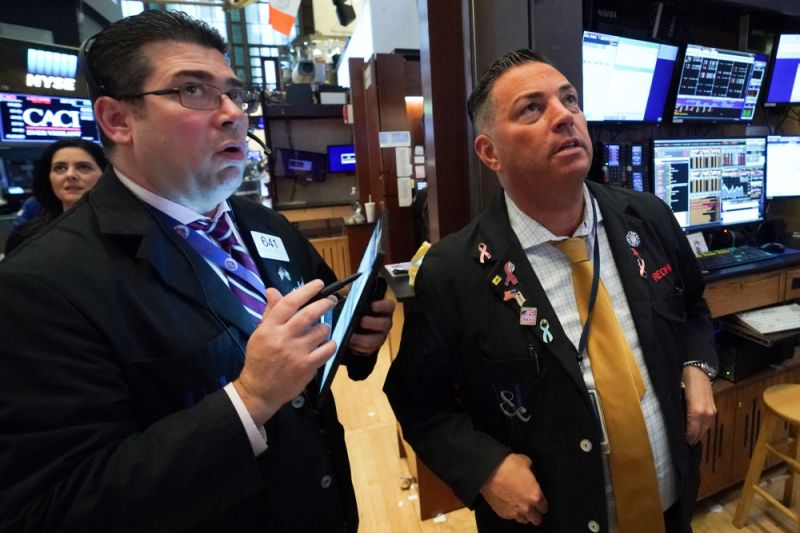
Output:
(80, 10), (228, 148)
(467, 49), (551, 132)
(33, 139), (108, 216)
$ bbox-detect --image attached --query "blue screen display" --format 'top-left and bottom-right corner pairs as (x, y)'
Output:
(327, 144), (356, 173)
(766, 34), (800, 105)
(582, 31), (678, 123)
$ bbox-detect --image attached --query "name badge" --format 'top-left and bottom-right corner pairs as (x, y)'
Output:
(251, 231), (290, 262)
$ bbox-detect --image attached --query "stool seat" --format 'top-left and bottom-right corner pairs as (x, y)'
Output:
(733, 383), (800, 530)
(764, 384), (800, 425)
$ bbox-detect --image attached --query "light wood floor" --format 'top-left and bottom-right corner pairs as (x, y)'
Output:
(331, 344), (799, 532)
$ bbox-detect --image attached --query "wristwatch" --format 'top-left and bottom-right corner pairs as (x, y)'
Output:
(683, 360), (718, 380)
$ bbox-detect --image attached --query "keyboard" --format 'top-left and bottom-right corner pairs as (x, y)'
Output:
(695, 246), (777, 272)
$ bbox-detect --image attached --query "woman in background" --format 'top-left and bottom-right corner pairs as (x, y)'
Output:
(4, 139), (107, 254)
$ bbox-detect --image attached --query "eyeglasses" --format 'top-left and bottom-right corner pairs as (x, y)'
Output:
(116, 82), (260, 114)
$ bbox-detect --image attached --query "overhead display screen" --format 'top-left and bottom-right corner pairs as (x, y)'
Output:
(582, 31), (678, 123)
(0, 92), (100, 143)
(672, 44), (767, 123)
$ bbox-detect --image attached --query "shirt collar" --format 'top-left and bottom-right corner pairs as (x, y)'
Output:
(506, 183), (601, 250)
(114, 167), (230, 225)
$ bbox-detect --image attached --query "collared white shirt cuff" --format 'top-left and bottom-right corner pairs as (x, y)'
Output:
(223, 382), (268, 456)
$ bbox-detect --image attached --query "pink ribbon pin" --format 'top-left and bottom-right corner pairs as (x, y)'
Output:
(478, 243), (492, 264)
(503, 261), (518, 286)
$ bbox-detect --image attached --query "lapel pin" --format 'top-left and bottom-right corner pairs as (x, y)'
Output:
(625, 231), (641, 248)
(514, 291), (526, 307)
(503, 261), (518, 287)
(630, 247), (647, 278)
(503, 289), (517, 302)
(539, 319), (554, 343)
(477, 243), (492, 264)
(520, 307), (537, 326)
(491, 275), (502, 286)
(174, 224), (190, 239)
(278, 266), (291, 281)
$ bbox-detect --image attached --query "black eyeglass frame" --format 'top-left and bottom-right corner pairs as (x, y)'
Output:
(115, 82), (260, 113)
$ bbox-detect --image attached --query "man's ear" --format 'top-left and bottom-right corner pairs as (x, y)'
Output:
(94, 96), (134, 146)
(475, 133), (502, 173)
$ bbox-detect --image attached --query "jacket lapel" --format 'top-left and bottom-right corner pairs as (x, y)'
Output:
(90, 170), (256, 336)
(477, 193), (588, 397)
(230, 197), (305, 295)
(589, 183), (657, 375)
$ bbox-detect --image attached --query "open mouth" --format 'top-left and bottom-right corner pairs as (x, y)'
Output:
(555, 140), (582, 154)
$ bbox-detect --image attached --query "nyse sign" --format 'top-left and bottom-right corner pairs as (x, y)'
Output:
(25, 74), (76, 92)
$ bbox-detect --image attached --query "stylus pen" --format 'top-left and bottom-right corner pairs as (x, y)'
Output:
(304, 272), (362, 307)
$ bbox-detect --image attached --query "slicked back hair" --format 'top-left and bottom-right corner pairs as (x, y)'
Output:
(81, 10), (228, 149)
(467, 49), (551, 133)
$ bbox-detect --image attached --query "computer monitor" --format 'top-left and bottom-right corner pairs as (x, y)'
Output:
(652, 137), (766, 231)
(581, 31), (678, 122)
(0, 91), (100, 143)
(277, 148), (326, 182)
(672, 45), (768, 123)
(764, 34), (800, 106)
(327, 144), (356, 173)
(766, 135), (800, 199)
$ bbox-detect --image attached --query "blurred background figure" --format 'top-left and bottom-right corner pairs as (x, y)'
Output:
(4, 139), (106, 254)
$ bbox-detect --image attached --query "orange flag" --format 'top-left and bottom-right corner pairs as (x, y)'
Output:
(270, 0), (301, 36)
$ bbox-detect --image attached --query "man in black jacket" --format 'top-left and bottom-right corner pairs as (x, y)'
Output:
(385, 50), (717, 532)
(0, 10), (392, 532)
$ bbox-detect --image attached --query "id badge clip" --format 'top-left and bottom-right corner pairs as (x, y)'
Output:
(588, 389), (611, 455)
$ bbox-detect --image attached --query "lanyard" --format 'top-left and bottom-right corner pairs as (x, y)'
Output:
(576, 193), (600, 365)
(158, 211), (266, 295)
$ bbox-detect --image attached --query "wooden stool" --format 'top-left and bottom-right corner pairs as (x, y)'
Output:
(733, 383), (800, 529)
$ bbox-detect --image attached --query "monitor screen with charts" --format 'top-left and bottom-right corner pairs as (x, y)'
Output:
(582, 31), (678, 123)
(672, 45), (767, 123)
(766, 135), (800, 199)
(765, 34), (800, 105)
(653, 137), (766, 231)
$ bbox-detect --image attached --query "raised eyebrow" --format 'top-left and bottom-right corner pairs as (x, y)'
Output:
(559, 83), (578, 95)
(172, 70), (244, 88)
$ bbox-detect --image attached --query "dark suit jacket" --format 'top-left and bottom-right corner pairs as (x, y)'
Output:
(384, 182), (717, 532)
(0, 169), (375, 532)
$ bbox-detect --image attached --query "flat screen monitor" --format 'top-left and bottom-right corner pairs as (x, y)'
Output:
(766, 135), (800, 198)
(652, 137), (766, 231)
(582, 31), (678, 122)
(672, 45), (767, 123)
(0, 91), (100, 143)
(327, 144), (356, 173)
(765, 34), (800, 105)
(277, 148), (326, 182)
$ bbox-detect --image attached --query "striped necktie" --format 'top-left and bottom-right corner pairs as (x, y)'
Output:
(555, 237), (665, 533)
(189, 215), (267, 324)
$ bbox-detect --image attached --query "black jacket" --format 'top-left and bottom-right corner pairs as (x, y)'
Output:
(384, 182), (717, 532)
(0, 169), (374, 532)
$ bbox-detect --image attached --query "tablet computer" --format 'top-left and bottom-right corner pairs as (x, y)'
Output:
(317, 217), (385, 404)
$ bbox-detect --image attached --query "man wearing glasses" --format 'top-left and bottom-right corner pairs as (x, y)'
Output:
(0, 10), (393, 532)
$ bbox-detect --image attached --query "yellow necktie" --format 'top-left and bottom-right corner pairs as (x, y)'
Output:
(555, 237), (665, 533)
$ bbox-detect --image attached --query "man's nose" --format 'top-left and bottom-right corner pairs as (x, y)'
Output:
(550, 98), (575, 130)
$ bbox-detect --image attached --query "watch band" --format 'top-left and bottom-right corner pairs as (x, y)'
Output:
(683, 360), (718, 380)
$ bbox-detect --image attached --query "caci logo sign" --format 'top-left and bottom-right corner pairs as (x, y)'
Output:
(22, 108), (80, 128)
(25, 48), (78, 92)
